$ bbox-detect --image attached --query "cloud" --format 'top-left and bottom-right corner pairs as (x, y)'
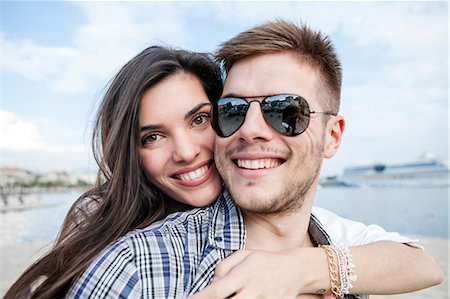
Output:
(2, 1), (447, 174)
(1, 109), (44, 151)
(0, 109), (87, 154)
(1, 109), (93, 172)
(2, 2), (446, 95)
(1, 2), (192, 93)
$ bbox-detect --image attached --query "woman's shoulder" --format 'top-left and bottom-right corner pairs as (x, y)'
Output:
(67, 237), (142, 298)
(69, 207), (213, 298)
(91, 207), (211, 261)
(128, 206), (212, 240)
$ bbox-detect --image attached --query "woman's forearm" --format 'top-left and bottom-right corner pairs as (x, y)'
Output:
(300, 241), (443, 295)
(348, 241), (443, 294)
(188, 241), (443, 298)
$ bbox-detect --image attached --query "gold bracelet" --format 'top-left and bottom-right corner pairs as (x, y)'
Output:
(320, 245), (343, 298)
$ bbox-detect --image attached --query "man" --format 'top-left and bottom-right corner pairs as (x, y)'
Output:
(68, 21), (442, 299)
(194, 20), (442, 298)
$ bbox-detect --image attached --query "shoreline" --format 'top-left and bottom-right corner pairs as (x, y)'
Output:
(1, 240), (53, 296)
(1, 236), (448, 297)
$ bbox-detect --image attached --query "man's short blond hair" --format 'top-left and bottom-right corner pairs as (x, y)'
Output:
(216, 20), (342, 112)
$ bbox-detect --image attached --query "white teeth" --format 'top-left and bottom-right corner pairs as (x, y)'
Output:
(178, 165), (208, 181)
(259, 160), (265, 168)
(236, 159), (281, 170)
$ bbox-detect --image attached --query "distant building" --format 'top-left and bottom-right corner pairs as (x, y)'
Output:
(70, 172), (97, 186)
(0, 167), (34, 187)
(39, 170), (70, 185)
(0, 167), (96, 188)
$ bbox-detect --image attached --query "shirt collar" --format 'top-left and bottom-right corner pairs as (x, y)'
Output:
(208, 189), (333, 249)
(309, 212), (332, 246)
(206, 190), (359, 299)
(208, 189), (246, 251)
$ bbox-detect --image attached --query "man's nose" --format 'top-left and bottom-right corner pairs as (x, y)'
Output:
(236, 102), (275, 143)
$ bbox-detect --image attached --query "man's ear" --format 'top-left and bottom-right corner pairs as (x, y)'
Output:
(323, 115), (345, 159)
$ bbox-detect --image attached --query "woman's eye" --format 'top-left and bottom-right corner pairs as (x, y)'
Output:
(141, 133), (162, 146)
(192, 113), (210, 127)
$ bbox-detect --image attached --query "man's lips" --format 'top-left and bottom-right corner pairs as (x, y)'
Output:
(235, 158), (283, 170)
(229, 151), (287, 170)
(231, 157), (285, 180)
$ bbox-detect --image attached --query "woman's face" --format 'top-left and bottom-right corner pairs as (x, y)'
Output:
(139, 72), (222, 207)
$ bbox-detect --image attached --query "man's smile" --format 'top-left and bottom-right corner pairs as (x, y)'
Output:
(235, 158), (284, 170)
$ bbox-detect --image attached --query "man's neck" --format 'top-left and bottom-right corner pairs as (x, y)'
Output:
(243, 200), (315, 251)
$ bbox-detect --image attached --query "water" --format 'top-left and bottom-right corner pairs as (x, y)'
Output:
(1, 192), (78, 246)
(1, 188), (448, 246)
(315, 187), (449, 239)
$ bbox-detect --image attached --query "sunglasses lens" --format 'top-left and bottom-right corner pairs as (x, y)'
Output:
(212, 94), (311, 137)
(213, 98), (248, 137)
(262, 94), (310, 136)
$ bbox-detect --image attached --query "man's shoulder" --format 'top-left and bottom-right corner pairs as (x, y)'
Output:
(113, 190), (241, 254)
(311, 206), (420, 246)
(149, 206), (210, 231)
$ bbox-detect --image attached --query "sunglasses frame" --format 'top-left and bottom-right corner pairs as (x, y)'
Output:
(211, 93), (336, 138)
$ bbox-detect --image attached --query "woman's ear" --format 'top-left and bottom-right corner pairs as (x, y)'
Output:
(323, 115), (345, 159)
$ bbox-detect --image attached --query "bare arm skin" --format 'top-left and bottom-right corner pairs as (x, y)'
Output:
(349, 241), (443, 294)
(189, 241), (443, 298)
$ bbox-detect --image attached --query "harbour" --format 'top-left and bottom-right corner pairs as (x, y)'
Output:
(1, 187), (448, 297)
(320, 156), (449, 189)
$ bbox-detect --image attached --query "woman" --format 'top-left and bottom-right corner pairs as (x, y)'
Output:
(6, 46), (441, 298)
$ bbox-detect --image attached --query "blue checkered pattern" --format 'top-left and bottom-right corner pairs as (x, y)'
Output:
(67, 191), (245, 298)
(67, 190), (365, 299)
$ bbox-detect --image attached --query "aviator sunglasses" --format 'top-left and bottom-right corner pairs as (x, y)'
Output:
(211, 94), (336, 138)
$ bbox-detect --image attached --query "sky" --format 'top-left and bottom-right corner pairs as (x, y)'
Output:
(1, 1), (448, 176)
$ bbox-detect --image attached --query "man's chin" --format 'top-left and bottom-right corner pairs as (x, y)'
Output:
(228, 189), (272, 210)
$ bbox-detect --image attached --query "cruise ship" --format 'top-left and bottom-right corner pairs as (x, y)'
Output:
(321, 156), (449, 188)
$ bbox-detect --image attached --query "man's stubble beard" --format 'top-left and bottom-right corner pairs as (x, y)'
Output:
(221, 137), (325, 217)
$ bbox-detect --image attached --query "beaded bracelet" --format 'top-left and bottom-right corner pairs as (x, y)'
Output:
(329, 245), (353, 295)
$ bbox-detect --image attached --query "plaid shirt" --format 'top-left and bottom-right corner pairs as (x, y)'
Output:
(67, 190), (373, 299)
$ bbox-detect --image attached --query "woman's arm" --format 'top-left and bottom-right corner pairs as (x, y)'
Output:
(189, 241), (443, 298)
(350, 241), (443, 294)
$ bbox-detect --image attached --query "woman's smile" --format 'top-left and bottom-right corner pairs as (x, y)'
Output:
(172, 160), (216, 187)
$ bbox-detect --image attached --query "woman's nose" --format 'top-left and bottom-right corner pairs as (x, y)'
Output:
(172, 131), (200, 163)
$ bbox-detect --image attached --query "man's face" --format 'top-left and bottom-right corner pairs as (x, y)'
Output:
(214, 52), (331, 215)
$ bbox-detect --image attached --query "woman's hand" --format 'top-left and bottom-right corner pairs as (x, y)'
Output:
(189, 248), (330, 299)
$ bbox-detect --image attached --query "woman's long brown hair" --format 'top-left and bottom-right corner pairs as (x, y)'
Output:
(5, 46), (223, 298)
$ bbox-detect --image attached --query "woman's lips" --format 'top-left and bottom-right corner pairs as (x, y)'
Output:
(172, 161), (215, 187)
(177, 164), (209, 181)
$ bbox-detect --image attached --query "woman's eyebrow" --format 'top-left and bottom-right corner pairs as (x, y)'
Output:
(140, 102), (211, 132)
(185, 102), (211, 120)
(140, 124), (161, 132)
